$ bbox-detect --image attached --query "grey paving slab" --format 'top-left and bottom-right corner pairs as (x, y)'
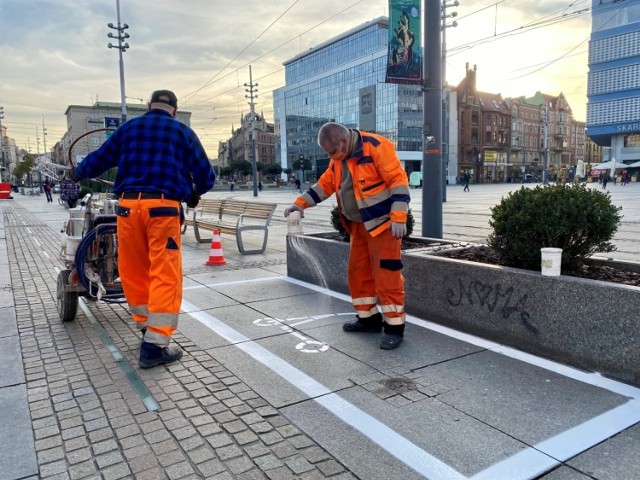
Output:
(566, 423), (640, 480)
(282, 385), (531, 479)
(245, 291), (354, 327)
(299, 320), (486, 371)
(0, 287), (14, 308)
(186, 267), (283, 286)
(0, 307), (18, 338)
(0, 384), (38, 479)
(182, 286), (240, 312)
(412, 350), (628, 445)
(0, 334), (24, 386)
(208, 333), (377, 408)
(179, 303), (278, 349)
(212, 277), (314, 303)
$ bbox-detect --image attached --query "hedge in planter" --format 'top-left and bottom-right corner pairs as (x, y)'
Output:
(487, 184), (622, 270)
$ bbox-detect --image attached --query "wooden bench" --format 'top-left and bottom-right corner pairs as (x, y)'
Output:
(183, 198), (277, 254)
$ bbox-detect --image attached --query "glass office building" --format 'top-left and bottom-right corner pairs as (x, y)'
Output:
(587, 0), (640, 162)
(273, 17), (423, 180)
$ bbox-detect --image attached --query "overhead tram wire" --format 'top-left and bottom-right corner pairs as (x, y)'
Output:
(508, 2), (629, 79)
(447, 7), (590, 57)
(181, 0), (301, 105)
(183, 0), (366, 112)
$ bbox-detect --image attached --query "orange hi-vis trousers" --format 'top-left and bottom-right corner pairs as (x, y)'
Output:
(346, 221), (405, 325)
(116, 197), (183, 347)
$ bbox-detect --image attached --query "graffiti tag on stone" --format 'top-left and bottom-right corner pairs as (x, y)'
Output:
(446, 279), (538, 334)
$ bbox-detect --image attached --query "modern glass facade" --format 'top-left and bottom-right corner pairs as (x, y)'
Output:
(587, 0), (640, 157)
(273, 17), (423, 180)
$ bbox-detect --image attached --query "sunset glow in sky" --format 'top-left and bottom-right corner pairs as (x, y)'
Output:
(0, 0), (591, 157)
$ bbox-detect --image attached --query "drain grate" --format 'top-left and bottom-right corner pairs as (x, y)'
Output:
(380, 377), (418, 394)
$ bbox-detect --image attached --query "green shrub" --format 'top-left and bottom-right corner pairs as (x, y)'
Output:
(487, 184), (621, 270)
(330, 205), (414, 241)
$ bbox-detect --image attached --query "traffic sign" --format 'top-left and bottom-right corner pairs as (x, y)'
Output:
(104, 117), (120, 128)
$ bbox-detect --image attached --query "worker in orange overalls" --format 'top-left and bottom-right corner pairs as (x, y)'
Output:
(285, 122), (411, 349)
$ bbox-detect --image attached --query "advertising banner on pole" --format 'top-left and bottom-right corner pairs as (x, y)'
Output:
(385, 0), (423, 85)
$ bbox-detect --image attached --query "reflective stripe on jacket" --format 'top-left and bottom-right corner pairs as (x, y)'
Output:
(295, 130), (410, 236)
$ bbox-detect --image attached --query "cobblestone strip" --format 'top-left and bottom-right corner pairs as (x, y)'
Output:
(6, 206), (355, 480)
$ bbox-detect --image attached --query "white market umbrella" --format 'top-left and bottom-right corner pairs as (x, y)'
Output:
(625, 160), (640, 168)
(590, 159), (627, 170)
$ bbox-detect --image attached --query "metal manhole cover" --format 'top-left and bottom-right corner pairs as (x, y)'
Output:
(381, 378), (418, 394)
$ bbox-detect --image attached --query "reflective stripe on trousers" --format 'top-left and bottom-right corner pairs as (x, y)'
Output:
(117, 198), (182, 347)
(346, 221), (405, 325)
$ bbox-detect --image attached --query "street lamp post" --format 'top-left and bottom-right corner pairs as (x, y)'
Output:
(0, 106), (5, 182)
(441, 0), (459, 202)
(107, 0), (130, 124)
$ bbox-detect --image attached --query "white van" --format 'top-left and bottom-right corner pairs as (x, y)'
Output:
(409, 171), (422, 188)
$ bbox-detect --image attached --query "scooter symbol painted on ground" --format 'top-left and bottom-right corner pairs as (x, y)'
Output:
(253, 313), (353, 353)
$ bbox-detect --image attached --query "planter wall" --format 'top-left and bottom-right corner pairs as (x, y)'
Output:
(287, 233), (640, 386)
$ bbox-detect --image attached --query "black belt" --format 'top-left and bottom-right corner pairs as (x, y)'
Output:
(120, 192), (180, 202)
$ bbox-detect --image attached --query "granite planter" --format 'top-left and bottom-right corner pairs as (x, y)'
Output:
(287, 233), (640, 386)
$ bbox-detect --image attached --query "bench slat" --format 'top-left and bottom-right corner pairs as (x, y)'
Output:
(183, 198), (277, 254)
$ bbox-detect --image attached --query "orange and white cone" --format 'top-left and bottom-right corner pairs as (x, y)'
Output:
(205, 229), (227, 265)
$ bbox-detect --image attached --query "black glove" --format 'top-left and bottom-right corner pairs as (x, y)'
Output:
(186, 191), (200, 209)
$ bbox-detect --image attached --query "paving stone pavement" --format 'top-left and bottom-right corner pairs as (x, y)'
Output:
(3, 204), (354, 480)
(2, 187), (639, 480)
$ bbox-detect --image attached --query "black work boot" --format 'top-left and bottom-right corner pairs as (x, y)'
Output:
(380, 322), (405, 350)
(343, 312), (383, 333)
(139, 341), (183, 369)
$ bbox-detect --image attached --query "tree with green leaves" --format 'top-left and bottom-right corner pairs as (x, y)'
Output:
(14, 154), (36, 183)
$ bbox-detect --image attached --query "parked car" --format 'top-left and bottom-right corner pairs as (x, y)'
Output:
(53, 184), (61, 193)
(523, 174), (539, 183)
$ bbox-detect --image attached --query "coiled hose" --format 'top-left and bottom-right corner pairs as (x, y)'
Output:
(74, 224), (126, 303)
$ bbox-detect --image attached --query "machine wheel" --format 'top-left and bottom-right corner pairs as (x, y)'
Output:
(57, 270), (78, 322)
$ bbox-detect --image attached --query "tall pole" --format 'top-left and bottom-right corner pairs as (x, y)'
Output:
(108, 0), (130, 124)
(42, 114), (48, 155)
(422, 1), (443, 238)
(542, 103), (549, 184)
(441, 1), (458, 202)
(0, 106), (5, 182)
(244, 65), (259, 197)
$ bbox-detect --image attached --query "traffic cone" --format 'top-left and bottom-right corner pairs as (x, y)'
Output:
(205, 229), (227, 265)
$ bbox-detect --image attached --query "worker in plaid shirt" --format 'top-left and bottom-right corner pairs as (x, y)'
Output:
(70, 89), (215, 368)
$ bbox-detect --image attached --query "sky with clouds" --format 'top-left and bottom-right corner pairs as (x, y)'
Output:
(0, 0), (592, 158)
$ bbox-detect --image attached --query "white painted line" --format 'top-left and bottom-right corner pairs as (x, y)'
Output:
(43, 251), (50, 259)
(181, 299), (466, 480)
(26, 227), (32, 234)
(534, 399), (640, 459)
(281, 276), (640, 479)
(471, 400), (640, 480)
(282, 277), (640, 400)
(468, 447), (559, 480)
(183, 275), (282, 290)
(33, 237), (41, 247)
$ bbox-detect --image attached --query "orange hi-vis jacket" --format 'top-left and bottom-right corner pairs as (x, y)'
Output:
(294, 130), (410, 236)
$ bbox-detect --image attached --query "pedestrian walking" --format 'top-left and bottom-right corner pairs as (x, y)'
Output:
(68, 89), (215, 368)
(229, 178), (235, 192)
(294, 178), (302, 194)
(43, 181), (53, 203)
(602, 172), (609, 190)
(285, 122), (410, 350)
(463, 172), (470, 192)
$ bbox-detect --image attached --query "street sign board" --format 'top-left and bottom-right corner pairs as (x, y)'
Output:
(104, 117), (120, 128)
